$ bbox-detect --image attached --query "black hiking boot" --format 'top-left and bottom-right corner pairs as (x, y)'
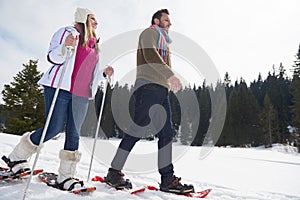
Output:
(104, 168), (132, 190)
(160, 175), (195, 194)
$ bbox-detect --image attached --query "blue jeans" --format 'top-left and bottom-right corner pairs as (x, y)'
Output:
(111, 81), (174, 179)
(30, 86), (89, 151)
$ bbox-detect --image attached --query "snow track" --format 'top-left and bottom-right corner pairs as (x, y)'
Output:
(1, 133), (299, 199)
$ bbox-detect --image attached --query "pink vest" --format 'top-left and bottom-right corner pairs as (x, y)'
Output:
(70, 38), (99, 98)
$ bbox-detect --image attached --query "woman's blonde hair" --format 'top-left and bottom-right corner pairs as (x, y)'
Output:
(76, 15), (99, 53)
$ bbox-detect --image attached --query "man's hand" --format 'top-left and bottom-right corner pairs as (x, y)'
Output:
(104, 66), (114, 77)
(168, 75), (182, 92)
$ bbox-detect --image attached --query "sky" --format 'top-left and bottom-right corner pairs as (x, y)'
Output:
(1, 0), (300, 103)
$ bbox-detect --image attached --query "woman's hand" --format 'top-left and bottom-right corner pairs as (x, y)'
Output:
(64, 34), (77, 48)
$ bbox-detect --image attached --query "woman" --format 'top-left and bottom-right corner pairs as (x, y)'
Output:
(3, 8), (113, 191)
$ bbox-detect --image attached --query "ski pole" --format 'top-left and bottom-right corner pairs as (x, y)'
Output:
(87, 72), (111, 181)
(23, 32), (78, 200)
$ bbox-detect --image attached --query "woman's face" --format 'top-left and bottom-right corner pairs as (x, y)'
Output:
(88, 14), (98, 30)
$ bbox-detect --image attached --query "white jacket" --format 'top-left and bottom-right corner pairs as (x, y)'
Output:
(38, 26), (105, 99)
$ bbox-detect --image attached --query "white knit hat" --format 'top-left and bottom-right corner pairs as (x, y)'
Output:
(74, 7), (94, 41)
(75, 7), (94, 23)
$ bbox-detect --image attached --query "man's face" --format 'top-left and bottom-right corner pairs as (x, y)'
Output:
(158, 13), (172, 30)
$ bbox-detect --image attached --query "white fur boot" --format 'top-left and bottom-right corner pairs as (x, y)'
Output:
(57, 149), (83, 191)
(8, 132), (38, 173)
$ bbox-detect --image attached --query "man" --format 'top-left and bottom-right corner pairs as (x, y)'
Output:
(104, 9), (194, 194)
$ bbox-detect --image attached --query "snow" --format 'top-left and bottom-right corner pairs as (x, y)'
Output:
(0, 133), (300, 200)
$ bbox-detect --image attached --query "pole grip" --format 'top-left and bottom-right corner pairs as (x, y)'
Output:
(65, 31), (79, 51)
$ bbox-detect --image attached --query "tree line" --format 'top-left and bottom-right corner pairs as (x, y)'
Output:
(1, 46), (300, 150)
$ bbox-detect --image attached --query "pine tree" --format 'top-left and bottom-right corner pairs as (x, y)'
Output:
(2, 60), (45, 135)
(224, 72), (231, 88)
(265, 64), (291, 143)
(259, 94), (279, 147)
(95, 83), (115, 138)
(210, 81), (227, 145)
(110, 83), (131, 138)
(291, 45), (300, 126)
(192, 82), (211, 146)
(81, 99), (98, 138)
(177, 88), (193, 145)
(0, 104), (7, 132)
(250, 73), (266, 108)
(290, 44), (300, 150)
(218, 88), (237, 146)
(224, 72), (233, 100)
(221, 80), (261, 146)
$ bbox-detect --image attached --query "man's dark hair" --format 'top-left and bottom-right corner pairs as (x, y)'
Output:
(151, 9), (169, 25)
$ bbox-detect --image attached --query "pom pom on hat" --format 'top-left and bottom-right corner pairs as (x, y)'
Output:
(74, 7), (94, 23)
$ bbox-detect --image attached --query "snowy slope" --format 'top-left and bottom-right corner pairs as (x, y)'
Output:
(0, 133), (300, 200)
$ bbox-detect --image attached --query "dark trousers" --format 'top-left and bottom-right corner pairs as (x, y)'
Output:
(111, 82), (174, 179)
